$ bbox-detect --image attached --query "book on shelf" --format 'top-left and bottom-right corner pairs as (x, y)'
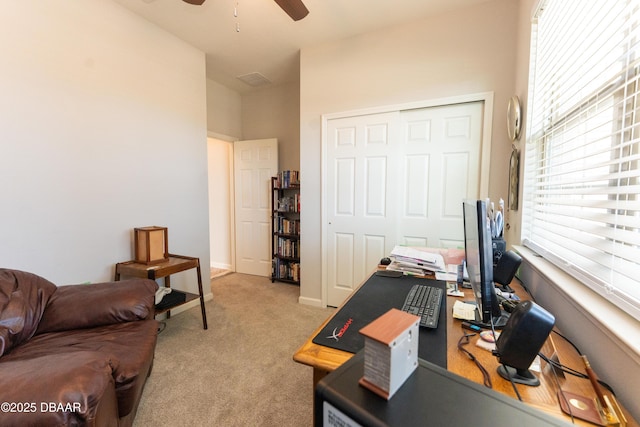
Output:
(275, 170), (300, 189)
(272, 258), (300, 282)
(274, 237), (299, 258)
(273, 217), (300, 235)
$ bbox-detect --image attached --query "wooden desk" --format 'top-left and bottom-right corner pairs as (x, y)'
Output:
(115, 254), (208, 330)
(294, 274), (636, 426)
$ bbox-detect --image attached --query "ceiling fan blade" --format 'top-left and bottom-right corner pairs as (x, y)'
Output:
(182, 0), (205, 5)
(273, 0), (309, 21)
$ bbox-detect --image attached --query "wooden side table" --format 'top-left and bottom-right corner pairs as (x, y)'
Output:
(115, 253), (208, 329)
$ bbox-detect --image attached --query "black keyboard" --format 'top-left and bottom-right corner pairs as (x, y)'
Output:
(401, 284), (443, 329)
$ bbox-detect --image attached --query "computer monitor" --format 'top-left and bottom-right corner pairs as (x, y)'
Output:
(462, 199), (509, 329)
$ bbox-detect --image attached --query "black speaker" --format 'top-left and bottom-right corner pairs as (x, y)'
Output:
(495, 300), (555, 386)
(493, 250), (522, 289)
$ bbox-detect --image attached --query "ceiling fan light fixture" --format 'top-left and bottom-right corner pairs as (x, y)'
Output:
(273, 0), (309, 21)
(182, 0), (206, 5)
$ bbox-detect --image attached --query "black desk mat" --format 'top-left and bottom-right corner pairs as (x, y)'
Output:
(313, 274), (447, 369)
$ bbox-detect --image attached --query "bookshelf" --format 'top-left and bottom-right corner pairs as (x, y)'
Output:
(271, 171), (300, 285)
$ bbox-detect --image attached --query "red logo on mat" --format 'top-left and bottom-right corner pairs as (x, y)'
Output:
(326, 318), (353, 341)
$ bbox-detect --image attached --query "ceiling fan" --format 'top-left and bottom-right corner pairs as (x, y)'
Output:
(182, 0), (309, 21)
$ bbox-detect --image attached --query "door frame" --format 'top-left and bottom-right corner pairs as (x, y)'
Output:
(320, 92), (494, 307)
(207, 131), (238, 273)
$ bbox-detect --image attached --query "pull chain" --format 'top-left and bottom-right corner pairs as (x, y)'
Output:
(234, 2), (240, 32)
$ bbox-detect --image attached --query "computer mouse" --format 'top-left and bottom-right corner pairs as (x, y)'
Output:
(380, 257), (391, 266)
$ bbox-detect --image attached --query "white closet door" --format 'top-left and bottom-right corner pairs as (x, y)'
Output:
(326, 112), (401, 307)
(398, 102), (483, 249)
(325, 102), (483, 307)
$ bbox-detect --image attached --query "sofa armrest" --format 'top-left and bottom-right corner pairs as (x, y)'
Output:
(0, 351), (118, 426)
(36, 279), (158, 334)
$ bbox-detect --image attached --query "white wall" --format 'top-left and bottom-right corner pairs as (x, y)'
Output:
(242, 82), (301, 172)
(0, 1), (210, 296)
(507, 0), (535, 246)
(299, 0), (518, 306)
(207, 78), (242, 140)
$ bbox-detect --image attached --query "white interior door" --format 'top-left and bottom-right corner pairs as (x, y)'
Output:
(325, 102), (484, 307)
(234, 138), (278, 276)
(397, 102), (483, 249)
(326, 112), (401, 306)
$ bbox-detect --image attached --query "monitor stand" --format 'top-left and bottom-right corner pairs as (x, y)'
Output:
(495, 283), (515, 294)
(497, 365), (540, 386)
(466, 305), (510, 330)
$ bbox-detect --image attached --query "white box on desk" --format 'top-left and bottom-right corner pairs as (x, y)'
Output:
(358, 308), (420, 400)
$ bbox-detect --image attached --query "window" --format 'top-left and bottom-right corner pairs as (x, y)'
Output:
(522, 0), (640, 320)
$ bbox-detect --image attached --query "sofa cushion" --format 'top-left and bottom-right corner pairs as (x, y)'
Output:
(0, 269), (57, 357)
(0, 351), (118, 427)
(36, 279), (157, 334)
(2, 319), (158, 417)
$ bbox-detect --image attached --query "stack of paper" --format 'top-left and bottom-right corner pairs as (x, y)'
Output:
(386, 246), (446, 275)
(452, 300), (477, 320)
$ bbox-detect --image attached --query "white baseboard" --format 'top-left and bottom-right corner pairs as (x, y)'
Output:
(298, 295), (323, 307)
(210, 262), (232, 270)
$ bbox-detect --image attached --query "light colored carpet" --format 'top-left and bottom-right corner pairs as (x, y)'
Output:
(210, 267), (232, 279)
(133, 273), (334, 427)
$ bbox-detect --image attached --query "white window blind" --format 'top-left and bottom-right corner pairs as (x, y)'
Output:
(522, 0), (640, 320)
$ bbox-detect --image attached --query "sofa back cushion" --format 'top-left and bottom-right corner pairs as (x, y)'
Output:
(0, 269), (57, 357)
(36, 280), (157, 334)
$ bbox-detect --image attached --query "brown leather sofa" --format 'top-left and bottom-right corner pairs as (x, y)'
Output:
(0, 268), (159, 427)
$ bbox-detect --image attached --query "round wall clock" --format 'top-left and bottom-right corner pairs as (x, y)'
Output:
(507, 96), (522, 141)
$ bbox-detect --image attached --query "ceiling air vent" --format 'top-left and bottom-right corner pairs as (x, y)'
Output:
(236, 72), (271, 87)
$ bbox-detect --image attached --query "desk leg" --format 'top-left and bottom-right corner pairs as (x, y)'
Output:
(313, 368), (329, 390)
(312, 368), (329, 421)
(196, 264), (208, 330)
